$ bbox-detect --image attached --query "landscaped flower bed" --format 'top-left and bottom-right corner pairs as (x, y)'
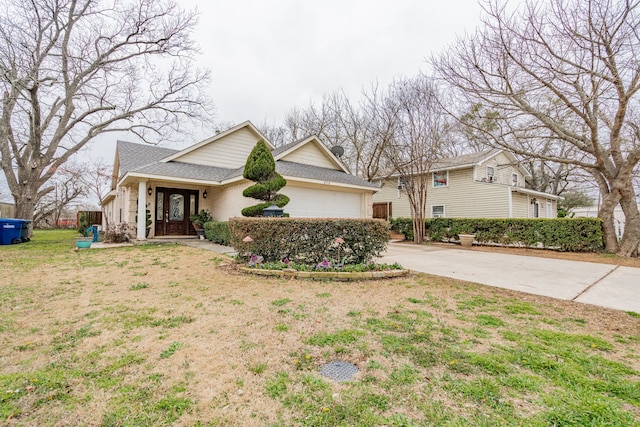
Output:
(241, 256), (408, 281)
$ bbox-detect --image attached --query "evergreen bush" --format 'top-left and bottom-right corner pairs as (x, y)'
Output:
(390, 217), (604, 252)
(241, 140), (289, 216)
(204, 221), (230, 245)
(229, 217), (389, 263)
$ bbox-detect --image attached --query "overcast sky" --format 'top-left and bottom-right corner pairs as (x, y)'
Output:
(1, 0), (487, 202)
(195, 0), (483, 125)
(98, 0), (486, 156)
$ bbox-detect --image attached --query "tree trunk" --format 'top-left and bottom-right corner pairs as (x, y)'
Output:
(412, 213), (425, 244)
(13, 185), (38, 237)
(617, 185), (640, 257)
(598, 191), (621, 254)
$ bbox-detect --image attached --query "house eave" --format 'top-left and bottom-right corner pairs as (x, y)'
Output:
(101, 189), (117, 206)
(273, 135), (350, 173)
(118, 172), (223, 188)
(281, 175), (379, 192)
(510, 187), (562, 200)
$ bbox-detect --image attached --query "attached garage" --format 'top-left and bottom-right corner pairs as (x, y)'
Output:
(285, 185), (366, 218)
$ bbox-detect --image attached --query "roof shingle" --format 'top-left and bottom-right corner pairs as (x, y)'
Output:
(115, 140), (376, 189)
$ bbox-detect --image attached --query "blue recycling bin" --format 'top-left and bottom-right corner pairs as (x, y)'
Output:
(0, 218), (24, 245)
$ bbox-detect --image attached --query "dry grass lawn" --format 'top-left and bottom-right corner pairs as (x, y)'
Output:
(1, 230), (639, 426)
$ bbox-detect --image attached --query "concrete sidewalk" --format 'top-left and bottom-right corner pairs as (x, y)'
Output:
(378, 242), (640, 313)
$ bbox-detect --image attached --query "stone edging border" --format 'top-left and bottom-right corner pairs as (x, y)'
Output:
(240, 267), (410, 281)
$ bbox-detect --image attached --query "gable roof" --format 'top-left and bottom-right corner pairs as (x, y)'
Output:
(272, 136), (349, 173)
(430, 148), (502, 171)
(160, 121), (272, 164)
(377, 148), (531, 179)
(113, 140), (377, 190)
(116, 141), (179, 179)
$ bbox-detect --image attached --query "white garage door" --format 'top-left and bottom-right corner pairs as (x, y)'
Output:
(285, 186), (362, 218)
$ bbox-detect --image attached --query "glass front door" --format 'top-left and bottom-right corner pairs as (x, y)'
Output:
(154, 188), (199, 236)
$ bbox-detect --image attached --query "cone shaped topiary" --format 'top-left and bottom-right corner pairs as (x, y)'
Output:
(241, 140), (289, 216)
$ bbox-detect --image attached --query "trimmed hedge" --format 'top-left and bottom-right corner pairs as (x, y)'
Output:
(229, 217), (390, 263)
(390, 217), (604, 252)
(204, 221), (231, 245)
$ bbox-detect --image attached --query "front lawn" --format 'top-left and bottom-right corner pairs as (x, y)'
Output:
(1, 230), (638, 426)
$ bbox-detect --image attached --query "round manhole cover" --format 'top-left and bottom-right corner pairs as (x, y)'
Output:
(319, 361), (359, 382)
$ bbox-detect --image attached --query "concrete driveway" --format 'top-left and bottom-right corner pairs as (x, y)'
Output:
(378, 242), (640, 313)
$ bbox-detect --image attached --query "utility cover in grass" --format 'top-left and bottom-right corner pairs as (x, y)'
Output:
(320, 361), (359, 382)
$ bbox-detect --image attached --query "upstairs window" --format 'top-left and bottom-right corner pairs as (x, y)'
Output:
(486, 166), (495, 182)
(433, 171), (448, 187)
(511, 173), (518, 186)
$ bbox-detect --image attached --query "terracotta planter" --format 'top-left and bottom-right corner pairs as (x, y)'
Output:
(458, 234), (475, 247)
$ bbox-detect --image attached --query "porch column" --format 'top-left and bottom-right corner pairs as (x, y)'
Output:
(137, 180), (147, 240)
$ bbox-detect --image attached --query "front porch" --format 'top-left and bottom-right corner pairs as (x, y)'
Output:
(131, 180), (215, 240)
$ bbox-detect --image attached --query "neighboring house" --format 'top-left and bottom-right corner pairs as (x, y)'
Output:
(0, 202), (16, 218)
(102, 121), (378, 239)
(570, 205), (626, 240)
(372, 149), (560, 220)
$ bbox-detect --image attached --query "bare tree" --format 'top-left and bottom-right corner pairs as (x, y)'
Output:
(385, 75), (450, 244)
(281, 88), (396, 181)
(34, 164), (86, 227)
(79, 158), (113, 228)
(256, 119), (289, 147)
(0, 0), (213, 224)
(433, 0), (640, 256)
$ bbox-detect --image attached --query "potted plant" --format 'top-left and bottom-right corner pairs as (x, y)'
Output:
(457, 222), (476, 248)
(190, 209), (212, 239)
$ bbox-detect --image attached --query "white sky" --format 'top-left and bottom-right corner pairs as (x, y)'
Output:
(196, 0), (483, 125)
(98, 0), (485, 156)
(1, 0), (486, 203)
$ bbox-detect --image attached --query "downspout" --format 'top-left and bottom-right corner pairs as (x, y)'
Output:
(508, 187), (513, 218)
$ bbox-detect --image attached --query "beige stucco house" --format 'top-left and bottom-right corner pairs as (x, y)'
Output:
(372, 149), (560, 220)
(102, 121), (378, 240)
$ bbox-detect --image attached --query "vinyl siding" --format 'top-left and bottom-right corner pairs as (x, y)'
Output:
(372, 179), (413, 218)
(511, 193), (529, 218)
(373, 166), (545, 219)
(173, 127), (260, 169)
(373, 152), (541, 219)
(476, 152), (526, 186)
(429, 168), (510, 217)
(280, 142), (339, 170)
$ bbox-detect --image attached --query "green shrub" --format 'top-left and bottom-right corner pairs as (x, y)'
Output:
(78, 212), (89, 236)
(241, 140), (289, 216)
(229, 217), (390, 263)
(204, 221), (230, 245)
(390, 217), (604, 252)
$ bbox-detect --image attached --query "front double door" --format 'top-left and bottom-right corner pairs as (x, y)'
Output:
(154, 188), (199, 236)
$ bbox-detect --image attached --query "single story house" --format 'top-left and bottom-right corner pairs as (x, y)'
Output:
(372, 149), (561, 220)
(102, 121), (378, 239)
(570, 205), (626, 240)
